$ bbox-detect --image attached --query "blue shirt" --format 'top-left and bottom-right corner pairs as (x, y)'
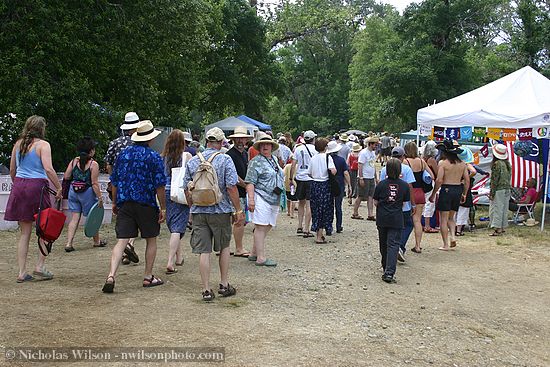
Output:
(110, 144), (166, 208)
(331, 154), (349, 196)
(245, 154), (285, 206)
(380, 163), (415, 211)
(16, 149), (47, 179)
(182, 148), (238, 214)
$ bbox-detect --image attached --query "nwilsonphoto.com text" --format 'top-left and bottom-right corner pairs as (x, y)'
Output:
(3, 347), (225, 363)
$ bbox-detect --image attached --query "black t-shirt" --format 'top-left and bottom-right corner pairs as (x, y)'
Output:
(373, 178), (410, 228)
(226, 147), (248, 198)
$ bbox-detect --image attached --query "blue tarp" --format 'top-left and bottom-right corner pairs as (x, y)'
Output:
(237, 115), (271, 131)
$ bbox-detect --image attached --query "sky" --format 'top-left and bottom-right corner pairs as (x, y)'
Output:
(380, 0), (420, 12)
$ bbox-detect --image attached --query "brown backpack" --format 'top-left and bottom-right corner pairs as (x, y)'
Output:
(188, 152), (223, 206)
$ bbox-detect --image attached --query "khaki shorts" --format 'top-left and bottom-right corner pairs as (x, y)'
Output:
(190, 213), (232, 254)
(357, 178), (375, 198)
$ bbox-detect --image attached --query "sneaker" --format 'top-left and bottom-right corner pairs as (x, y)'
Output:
(202, 289), (215, 302)
(218, 283), (237, 297)
(382, 274), (396, 283)
(398, 249), (405, 262)
(336, 228), (343, 233)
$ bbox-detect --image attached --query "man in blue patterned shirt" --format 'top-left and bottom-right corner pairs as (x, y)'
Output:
(102, 120), (167, 293)
(183, 127), (245, 301)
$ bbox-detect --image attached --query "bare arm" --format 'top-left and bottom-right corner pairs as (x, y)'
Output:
(156, 186), (166, 223)
(63, 159), (74, 180)
(461, 166), (470, 203)
(429, 162), (445, 202)
(290, 159), (297, 185)
(9, 143), (17, 181)
(227, 185), (244, 225)
(357, 162), (365, 187)
(39, 142), (62, 198)
(90, 161), (103, 206)
(246, 183), (255, 212)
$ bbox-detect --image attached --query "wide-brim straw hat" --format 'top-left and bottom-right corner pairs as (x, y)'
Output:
(131, 120), (162, 142)
(525, 218), (539, 227)
(120, 111), (140, 130)
(253, 132), (279, 151)
(228, 126), (253, 139)
(352, 143), (362, 152)
(492, 143), (508, 160)
(366, 136), (380, 144)
(326, 141), (342, 154)
(339, 133), (349, 142)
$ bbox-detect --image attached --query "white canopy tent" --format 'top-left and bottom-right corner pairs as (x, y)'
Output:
(416, 66), (550, 230)
(204, 117), (258, 137)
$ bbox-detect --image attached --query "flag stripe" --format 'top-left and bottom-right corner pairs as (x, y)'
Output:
(505, 141), (539, 188)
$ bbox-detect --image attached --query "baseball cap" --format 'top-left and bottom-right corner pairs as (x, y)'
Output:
(303, 130), (316, 140)
(206, 127), (225, 141)
(391, 146), (405, 157)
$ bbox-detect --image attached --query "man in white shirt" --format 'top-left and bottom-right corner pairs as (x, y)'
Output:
(290, 130), (318, 237)
(352, 136), (379, 220)
(337, 133), (350, 160)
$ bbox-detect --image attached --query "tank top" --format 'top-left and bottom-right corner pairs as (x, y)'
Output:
(72, 160), (92, 186)
(16, 148), (47, 179)
(406, 158), (423, 189)
(348, 154), (359, 171)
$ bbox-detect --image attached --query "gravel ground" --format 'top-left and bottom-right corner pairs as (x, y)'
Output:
(1, 202), (549, 367)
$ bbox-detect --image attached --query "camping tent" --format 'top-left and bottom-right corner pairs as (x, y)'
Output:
(237, 115), (271, 131)
(204, 117), (258, 137)
(416, 66), (550, 230)
(417, 66), (550, 128)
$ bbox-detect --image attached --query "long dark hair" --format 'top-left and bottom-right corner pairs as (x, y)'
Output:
(441, 151), (459, 164)
(19, 115), (46, 158)
(162, 129), (186, 169)
(76, 137), (96, 170)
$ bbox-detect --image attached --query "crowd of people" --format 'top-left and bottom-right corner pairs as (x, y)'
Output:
(6, 114), (534, 296)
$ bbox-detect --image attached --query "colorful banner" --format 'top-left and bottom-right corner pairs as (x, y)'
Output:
(487, 128), (502, 140)
(480, 143), (489, 158)
(533, 127), (549, 139)
(473, 152), (480, 165)
(433, 126), (444, 140)
(460, 127), (473, 140)
(473, 127), (486, 138)
(419, 124), (432, 137)
(518, 128), (533, 141)
(445, 127), (460, 140)
(501, 128), (517, 141)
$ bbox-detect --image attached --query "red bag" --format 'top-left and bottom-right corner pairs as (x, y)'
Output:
(34, 186), (66, 256)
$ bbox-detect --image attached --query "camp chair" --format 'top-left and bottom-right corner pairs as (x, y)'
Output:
(512, 188), (542, 224)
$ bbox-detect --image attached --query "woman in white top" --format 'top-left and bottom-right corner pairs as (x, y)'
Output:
(308, 138), (336, 244)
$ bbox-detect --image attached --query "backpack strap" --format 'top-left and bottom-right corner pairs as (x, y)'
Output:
(197, 152), (206, 163)
(207, 152), (221, 163)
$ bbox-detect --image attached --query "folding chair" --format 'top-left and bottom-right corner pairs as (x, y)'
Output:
(512, 189), (542, 224)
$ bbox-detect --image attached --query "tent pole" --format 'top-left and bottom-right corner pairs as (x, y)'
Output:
(542, 142), (550, 231)
(416, 123), (420, 146)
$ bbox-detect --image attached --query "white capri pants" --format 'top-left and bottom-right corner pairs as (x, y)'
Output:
(250, 193), (280, 227)
(456, 206), (470, 226)
(423, 190), (436, 218)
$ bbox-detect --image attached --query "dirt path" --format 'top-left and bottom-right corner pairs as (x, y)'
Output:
(1, 203), (549, 366)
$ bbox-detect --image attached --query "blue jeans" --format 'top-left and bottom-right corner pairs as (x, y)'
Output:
(378, 226), (401, 276)
(330, 192), (344, 232)
(401, 210), (413, 254)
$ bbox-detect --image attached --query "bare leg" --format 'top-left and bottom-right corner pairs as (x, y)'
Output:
(66, 212), (81, 248)
(412, 204), (424, 251)
(166, 233), (181, 269)
(448, 211), (457, 247)
(233, 222), (246, 254)
(219, 246), (231, 287)
(439, 211), (450, 249)
(297, 199), (306, 229)
(304, 201), (312, 232)
(289, 201), (295, 218)
(254, 224), (272, 263)
(108, 239), (129, 278)
(17, 221), (33, 278)
(144, 237), (157, 278)
(353, 196), (363, 217)
(199, 253), (211, 291)
(316, 229), (324, 242)
(93, 232), (100, 246)
(367, 196), (374, 217)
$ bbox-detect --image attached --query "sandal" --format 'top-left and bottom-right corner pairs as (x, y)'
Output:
(366, 216), (376, 221)
(233, 252), (250, 258)
(490, 231), (503, 237)
(424, 227), (438, 233)
(143, 275), (164, 288)
(302, 232), (314, 238)
(410, 247), (422, 253)
(202, 289), (215, 301)
(165, 267), (178, 275)
(102, 276), (115, 293)
(33, 268), (54, 280)
(351, 214), (364, 220)
(93, 240), (107, 247)
(218, 283), (237, 297)
(121, 255), (131, 265)
(65, 245), (75, 253)
(124, 244), (139, 263)
(16, 274), (34, 283)
(175, 259), (184, 266)
(296, 228), (303, 234)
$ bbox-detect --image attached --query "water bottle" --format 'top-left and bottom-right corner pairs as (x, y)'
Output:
(290, 184), (295, 196)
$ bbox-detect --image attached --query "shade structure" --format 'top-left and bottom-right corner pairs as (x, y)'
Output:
(204, 117), (258, 137)
(237, 115), (271, 131)
(417, 66), (550, 128)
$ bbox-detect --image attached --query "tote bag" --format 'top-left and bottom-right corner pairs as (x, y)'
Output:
(170, 152), (189, 205)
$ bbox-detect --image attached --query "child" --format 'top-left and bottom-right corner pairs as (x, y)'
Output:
(283, 161), (297, 218)
(373, 158), (410, 283)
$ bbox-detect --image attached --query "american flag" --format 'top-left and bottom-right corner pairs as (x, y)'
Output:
(505, 141), (540, 188)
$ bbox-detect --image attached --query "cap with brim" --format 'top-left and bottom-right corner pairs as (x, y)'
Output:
(183, 131), (192, 142)
(352, 143), (362, 152)
(391, 146), (405, 157)
(492, 143), (508, 160)
(228, 126), (253, 139)
(253, 132), (279, 151)
(339, 133), (348, 142)
(457, 147), (474, 163)
(367, 136), (380, 144)
(206, 127), (226, 142)
(326, 141), (342, 154)
(131, 120), (161, 142)
(304, 130), (316, 140)
(120, 111), (140, 130)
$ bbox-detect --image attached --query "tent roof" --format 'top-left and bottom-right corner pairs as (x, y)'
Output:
(417, 66), (550, 128)
(237, 115), (271, 131)
(204, 117), (258, 136)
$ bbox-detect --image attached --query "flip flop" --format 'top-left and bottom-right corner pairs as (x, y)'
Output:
(216, 252), (235, 256)
(411, 248), (422, 253)
(93, 240), (107, 247)
(438, 247), (451, 251)
(296, 228), (303, 234)
(351, 215), (364, 220)
(175, 260), (184, 266)
(165, 267), (178, 275)
(16, 274), (34, 283)
(248, 255), (257, 262)
(143, 275), (164, 288)
(32, 268), (54, 280)
(255, 259), (277, 267)
(489, 231), (503, 237)
(65, 246), (75, 253)
(366, 216), (376, 221)
(233, 252), (250, 258)
(315, 240), (327, 244)
(302, 232), (314, 238)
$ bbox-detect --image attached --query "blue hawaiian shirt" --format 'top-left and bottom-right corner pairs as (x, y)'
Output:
(182, 148), (238, 214)
(245, 154), (284, 205)
(110, 144), (166, 208)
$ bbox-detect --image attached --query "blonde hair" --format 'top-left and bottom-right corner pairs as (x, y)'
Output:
(19, 115), (46, 158)
(404, 141), (418, 159)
